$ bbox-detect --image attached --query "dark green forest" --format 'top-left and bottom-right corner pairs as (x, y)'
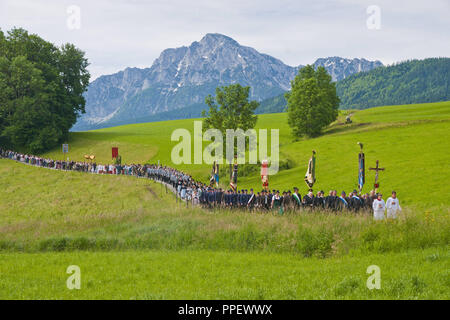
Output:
(255, 58), (450, 113)
(0, 28), (90, 153)
(336, 58), (449, 109)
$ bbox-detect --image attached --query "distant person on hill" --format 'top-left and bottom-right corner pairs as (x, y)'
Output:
(386, 191), (402, 219)
(346, 115), (352, 124)
(372, 193), (386, 220)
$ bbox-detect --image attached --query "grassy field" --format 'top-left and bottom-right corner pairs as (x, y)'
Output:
(1, 160), (448, 256)
(1, 101), (449, 299)
(0, 249), (448, 299)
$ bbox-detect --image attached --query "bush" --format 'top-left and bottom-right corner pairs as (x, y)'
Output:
(296, 225), (334, 258)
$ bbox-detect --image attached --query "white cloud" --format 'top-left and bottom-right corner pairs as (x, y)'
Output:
(1, 0), (449, 80)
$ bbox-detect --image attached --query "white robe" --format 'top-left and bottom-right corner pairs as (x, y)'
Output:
(386, 197), (401, 219)
(372, 199), (385, 220)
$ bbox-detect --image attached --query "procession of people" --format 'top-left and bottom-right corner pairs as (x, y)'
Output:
(1, 148), (401, 220)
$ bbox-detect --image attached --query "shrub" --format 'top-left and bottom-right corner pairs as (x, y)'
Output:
(296, 225), (334, 258)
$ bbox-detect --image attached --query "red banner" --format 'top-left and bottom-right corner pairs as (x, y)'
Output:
(112, 147), (119, 159)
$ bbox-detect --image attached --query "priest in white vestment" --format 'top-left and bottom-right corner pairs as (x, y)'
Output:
(386, 191), (402, 219)
(372, 194), (385, 220)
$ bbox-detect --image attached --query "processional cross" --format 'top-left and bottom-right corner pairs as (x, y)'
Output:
(369, 160), (384, 191)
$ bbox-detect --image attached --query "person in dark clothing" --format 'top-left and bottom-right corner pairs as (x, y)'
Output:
(336, 191), (349, 211)
(313, 190), (325, 209)
(303, 190), (314, 209)
(292, 187), (302, 211)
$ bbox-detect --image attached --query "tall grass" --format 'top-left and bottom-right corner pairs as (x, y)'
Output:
(1, 207), (447, 256)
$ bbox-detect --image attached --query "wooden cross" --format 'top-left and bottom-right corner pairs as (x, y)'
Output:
(369, 160), (385, 189)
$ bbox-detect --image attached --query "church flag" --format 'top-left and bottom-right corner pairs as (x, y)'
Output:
(209, 161), (216, 187)
(112, 147), (119, 159)
(358, 143), (365, 192)
(214, 162), (219, 187)
(261, 159), (269, 190)
(304, 150), (316, 189)
(230, 157), (238, 191)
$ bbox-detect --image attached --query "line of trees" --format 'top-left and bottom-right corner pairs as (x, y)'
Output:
(0, 28), (90, 153)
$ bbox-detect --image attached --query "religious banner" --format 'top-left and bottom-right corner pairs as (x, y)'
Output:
(358, 142), (365, 192)
(230, 157), (238, 191)
(112, 147), (119, 159)
(210, 161), (219, 187)
(214, 163), (219, 187)
(304, 150), (316, 189)
(62, 144), (69, 154)
(261, 159), (269, 190)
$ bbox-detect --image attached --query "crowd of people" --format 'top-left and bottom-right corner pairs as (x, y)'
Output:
(1, 148), (401, 219)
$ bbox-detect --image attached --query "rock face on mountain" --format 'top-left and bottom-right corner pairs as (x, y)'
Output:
(314, 57), (383, 81)
(74, 34), (383, 130)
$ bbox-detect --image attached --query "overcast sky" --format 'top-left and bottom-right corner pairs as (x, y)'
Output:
(1, 0), (449, 80)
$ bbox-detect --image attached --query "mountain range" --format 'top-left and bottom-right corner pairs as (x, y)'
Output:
(73, 33), (383, 130)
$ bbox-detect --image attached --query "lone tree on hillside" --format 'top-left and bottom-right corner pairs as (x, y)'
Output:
(202, 83), (259, 158)
(285, 65), (340, 137)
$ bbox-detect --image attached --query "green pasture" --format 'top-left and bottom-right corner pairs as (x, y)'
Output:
(0, 249), (448, 299)
(1, 101), (449, 299)
(1, 160), (448, 256)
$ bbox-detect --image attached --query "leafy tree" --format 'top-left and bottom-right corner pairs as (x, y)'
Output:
(285, 65), (339, 137)
(203, 84), (259, 132)
(0, 28), (90, 153)
(202, 84), (259, 158)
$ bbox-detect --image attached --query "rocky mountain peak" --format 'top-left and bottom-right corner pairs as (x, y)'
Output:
(74, 34), (383, 131)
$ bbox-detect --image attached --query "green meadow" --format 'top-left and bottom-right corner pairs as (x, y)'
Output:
(1, 101), (449, 299)
(0, 249), (448, 299)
